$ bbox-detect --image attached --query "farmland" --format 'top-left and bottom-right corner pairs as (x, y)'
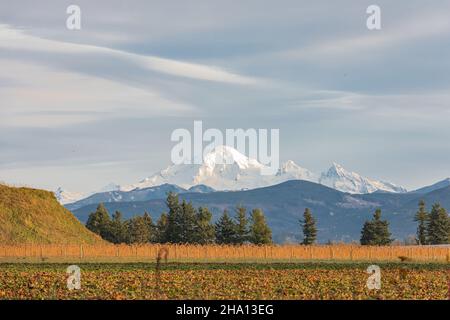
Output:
(0, 244), (449, 263)
(0, 244), (448, 300)
(0, 262), (448, 300)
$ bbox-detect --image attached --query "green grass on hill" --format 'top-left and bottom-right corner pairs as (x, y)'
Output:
(0, 184), (103, 244)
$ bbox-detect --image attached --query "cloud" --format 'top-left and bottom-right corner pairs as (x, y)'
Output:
(0, 24), (264, 85)
(0, 58), (196, 127)
(1, 2), (450, 192)
(276, 11), (450, 61)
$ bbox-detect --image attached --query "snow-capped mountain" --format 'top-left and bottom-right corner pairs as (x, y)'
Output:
(59, 146), (408, 205)
(54, 187), (86, 205)
(319, 163), (407, 194)
(277, 160), (316, 181)
(122, 145), (315, 191)
(54, 182), (120, 204)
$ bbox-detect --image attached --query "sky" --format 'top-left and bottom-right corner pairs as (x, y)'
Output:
(1, 0), (450, 193)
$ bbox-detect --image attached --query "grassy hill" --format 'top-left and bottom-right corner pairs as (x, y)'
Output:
(0, 184), (103, 244)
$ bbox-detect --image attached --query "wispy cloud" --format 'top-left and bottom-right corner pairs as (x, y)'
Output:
(0, 24), (264, 85)
(277, 12), (450, 61)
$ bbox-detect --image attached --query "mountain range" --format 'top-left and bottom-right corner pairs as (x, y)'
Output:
(58, 145), (450, 243)
(57, 145), (407, 204)
(69, 180), (450, 243)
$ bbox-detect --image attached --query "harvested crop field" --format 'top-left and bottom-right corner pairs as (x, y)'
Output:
(0, 263), (448, 300)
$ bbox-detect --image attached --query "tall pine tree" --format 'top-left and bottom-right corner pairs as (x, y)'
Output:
(127, 215), (151, 244)
(235, 205), (249, 244)
(143, 212), (155, 242)
(110, 211), (127, 244)
(427, 203), (450, 245)
(86, 203), (112, 240)
(414, 200), (429, 245)
(164, 192), (183, 243)
(360, 209), (393, 245)
(249, 209), (272, 244)
(155, 213), (168, 243)
(193, 207), (215, 244)
(300, 208), (317, 245)
(178, 200), (196, 243)
(215, 210), (237, 244)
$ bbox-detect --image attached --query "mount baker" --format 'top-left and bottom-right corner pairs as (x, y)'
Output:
(57, 145), (406, 204)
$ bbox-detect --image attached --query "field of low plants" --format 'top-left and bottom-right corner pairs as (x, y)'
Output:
(0, 263), (448, 300)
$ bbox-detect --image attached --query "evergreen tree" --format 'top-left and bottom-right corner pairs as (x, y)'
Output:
(86, 203), (112, 240)
(164, 192), (183, 243)
(360, 220), (377, 245)
(414, 200), (429, 245)
(249, 208), (272, 244)
(155, 213), (168, 243)
(110, 211), (127, 244)
(215, 210), (237, 244)
(179, 200), (197, 243)
(193, 207), (215, 244)
(427, 203), (450, 245)
(127, 216), (150, 244)
(235, 205), (249, 244)
(300, 208), (317, 245)
(143, 212), (155, 242)
(360, 209), (393, 245)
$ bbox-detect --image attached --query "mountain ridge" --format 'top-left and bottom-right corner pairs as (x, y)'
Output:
(60, 145), (408, 205)
(71, 179), (443, 243)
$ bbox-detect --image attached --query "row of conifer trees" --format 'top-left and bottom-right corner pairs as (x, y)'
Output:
(86, 192), (272, 245)
(86, 192), (449, 245)
(299, 200), (450, 245)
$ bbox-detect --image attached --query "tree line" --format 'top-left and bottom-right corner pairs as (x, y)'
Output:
(86, 192), (272, 245)
(86, 192), (450, 246)
(299, 200), (450, 245)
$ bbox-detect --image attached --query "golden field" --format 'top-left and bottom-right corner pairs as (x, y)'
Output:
(0, 244), (449, 263)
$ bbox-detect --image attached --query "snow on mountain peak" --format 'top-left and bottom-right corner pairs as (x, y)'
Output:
(319, 163), (406, 194)
(123, 145), (314, 191)
(203, 145), (264, 170)
(54, 188), (86, 205)
(54, 182), (122, 205)
(61, 146), (408, 201)
(124, 148), (406, 194)
(277, 160), (316, 181)
(325, 162), (348, 177)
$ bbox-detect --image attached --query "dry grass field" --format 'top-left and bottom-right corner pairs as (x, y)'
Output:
(0, 244), (449, 263)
